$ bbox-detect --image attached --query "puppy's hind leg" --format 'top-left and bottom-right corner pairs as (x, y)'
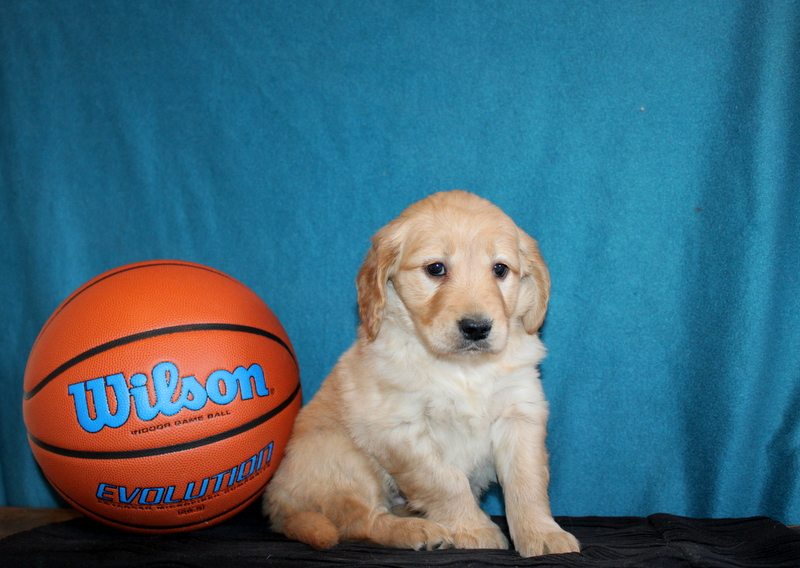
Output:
(265, 423), (374, 549)
(266, 424), (452, 550)
(280, 491), (452, 551)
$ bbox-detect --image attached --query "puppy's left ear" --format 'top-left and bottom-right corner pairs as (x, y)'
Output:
(356, 225), (401, 341)
(518, 230), (551, 334)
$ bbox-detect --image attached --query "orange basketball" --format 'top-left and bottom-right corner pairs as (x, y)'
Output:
(22, 260), (301, 533)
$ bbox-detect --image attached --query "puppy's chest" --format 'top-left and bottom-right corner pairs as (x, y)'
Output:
(393, 379), (499, 461)
(423, 388), (492, 433)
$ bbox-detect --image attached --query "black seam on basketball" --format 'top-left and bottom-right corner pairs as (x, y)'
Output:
(28, 380), (300, 460)
(24, 322), (297, 400)
(46, 473), (264, 531)
(31, 261), (239, 352)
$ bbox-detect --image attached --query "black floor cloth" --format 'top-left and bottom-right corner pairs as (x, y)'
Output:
(2, 503), (799, 568)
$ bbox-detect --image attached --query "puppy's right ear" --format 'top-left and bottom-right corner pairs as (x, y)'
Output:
(356, 226), (400, 341)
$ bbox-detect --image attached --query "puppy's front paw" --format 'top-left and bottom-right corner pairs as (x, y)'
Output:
(515, 527), (580, 557)
(452, 525), (509, 550)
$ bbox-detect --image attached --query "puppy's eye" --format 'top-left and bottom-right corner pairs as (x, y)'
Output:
(425, 262), (447, 277)
(493, 263), (509, 278)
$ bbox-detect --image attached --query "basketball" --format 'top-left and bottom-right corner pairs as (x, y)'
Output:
(22, 260), (301, 533)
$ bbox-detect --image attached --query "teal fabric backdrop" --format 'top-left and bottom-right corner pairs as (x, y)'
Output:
(2, 1), (799, 524)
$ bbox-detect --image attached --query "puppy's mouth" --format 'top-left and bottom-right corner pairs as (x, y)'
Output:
(456, 339), (493, 353)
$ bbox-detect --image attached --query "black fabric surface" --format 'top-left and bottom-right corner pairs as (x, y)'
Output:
(1, 504), (799, 567)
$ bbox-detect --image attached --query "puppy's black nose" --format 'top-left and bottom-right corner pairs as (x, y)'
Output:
(459, 317), (492, 341)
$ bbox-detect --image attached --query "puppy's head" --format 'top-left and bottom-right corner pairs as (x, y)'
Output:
(357, 190), (550, 356)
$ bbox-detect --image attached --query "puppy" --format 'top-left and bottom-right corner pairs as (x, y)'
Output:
(264, 190), (579, 557)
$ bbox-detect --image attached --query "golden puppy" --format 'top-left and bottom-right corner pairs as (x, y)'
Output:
(264, 190), (579, 557)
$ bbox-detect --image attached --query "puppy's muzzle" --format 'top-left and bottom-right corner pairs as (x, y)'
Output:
(458, 317), (492, 342)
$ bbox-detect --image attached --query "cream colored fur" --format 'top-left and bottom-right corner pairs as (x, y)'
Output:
(263, 190), (579, 557)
